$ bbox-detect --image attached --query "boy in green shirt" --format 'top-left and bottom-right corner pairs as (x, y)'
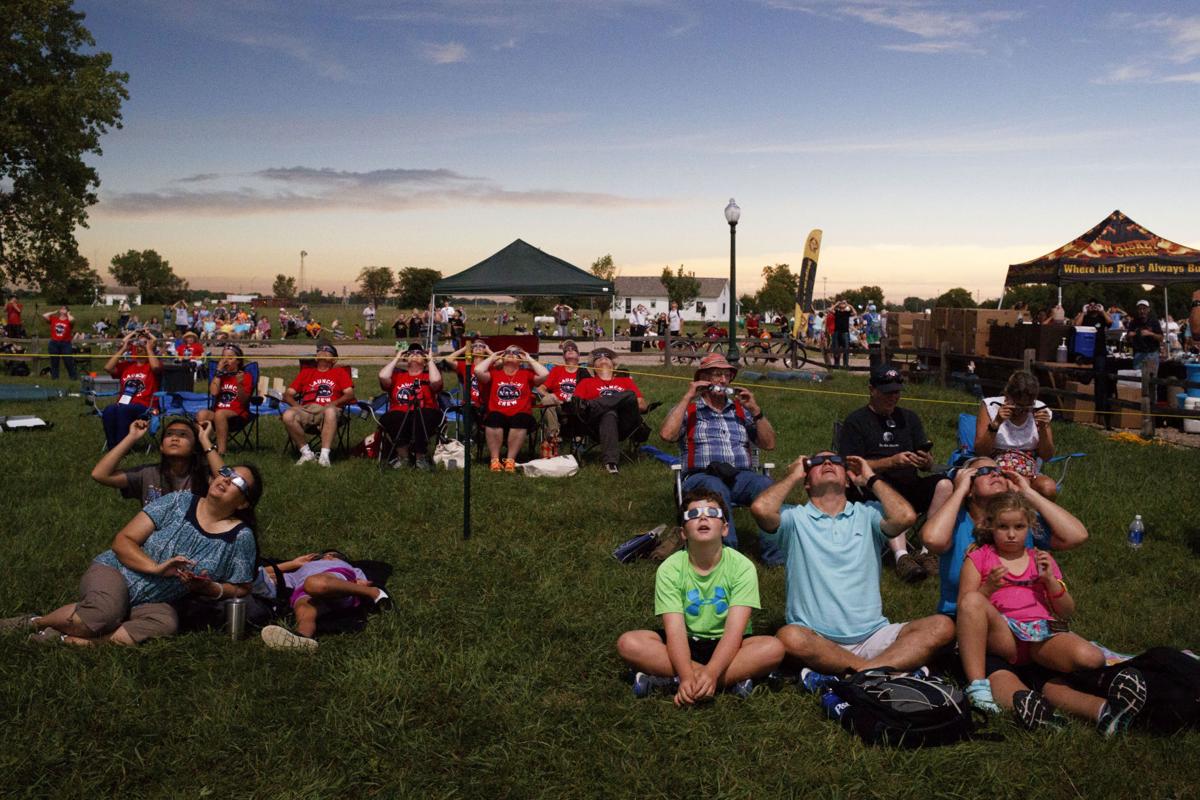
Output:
(616, 489), (784, 704)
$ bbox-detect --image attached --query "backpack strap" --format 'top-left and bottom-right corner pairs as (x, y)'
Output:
(685, 401), (697, 471)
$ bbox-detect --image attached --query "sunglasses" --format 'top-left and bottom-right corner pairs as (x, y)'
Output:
(972, 466), (1002, 478)
(807, 454), (846, 468)
(218, 466), (250, 498)
(682, 506), (724, 521)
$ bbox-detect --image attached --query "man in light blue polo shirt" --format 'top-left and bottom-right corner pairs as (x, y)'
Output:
(751, 451), (955, 684)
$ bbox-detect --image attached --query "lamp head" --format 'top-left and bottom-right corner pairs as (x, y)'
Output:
(724, 198), (740, 225)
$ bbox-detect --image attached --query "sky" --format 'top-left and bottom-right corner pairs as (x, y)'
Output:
(73, 0), (1200, 302)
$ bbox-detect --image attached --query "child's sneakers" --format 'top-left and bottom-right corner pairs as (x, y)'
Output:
(966, 678), (1001, 714)
(799, 667), (837, 695)
(727, 678), (754, 699)
(631, 671), (679, 699)
(1097, 667), (1148, 737)
(261, 625), (318, 652)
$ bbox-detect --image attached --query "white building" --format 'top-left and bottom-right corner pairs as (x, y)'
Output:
(224, 294), (260, 304)
(611, 276), (730, 322)
(97, 285), (142, 306)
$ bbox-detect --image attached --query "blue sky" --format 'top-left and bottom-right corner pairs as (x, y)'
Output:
(75, 0), (1200, 301)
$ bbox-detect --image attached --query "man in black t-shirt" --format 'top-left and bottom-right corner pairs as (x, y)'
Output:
(1125, 300), (1164, 372)
(837, 363), (952, 582)
(831, 300), (853, 368)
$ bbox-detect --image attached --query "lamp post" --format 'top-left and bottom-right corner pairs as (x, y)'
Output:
(299, 250), (307, 296)
(724, 198), (741, 364)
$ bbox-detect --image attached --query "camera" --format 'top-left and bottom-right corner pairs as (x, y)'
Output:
(706, 384), (736, 398)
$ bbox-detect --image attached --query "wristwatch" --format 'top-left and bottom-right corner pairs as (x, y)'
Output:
(866, 474), (882, 490)
(752, 411), (765, 422)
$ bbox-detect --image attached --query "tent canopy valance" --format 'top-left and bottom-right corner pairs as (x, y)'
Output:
(1005, 210), (1200, 287)
(432, 239), (613, 297)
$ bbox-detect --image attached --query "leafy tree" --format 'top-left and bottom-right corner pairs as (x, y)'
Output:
(0, 0), (129, 286)
(356, 266), (395, 305)
(109, 249), (187, 303)
(41, 252), (101, 304)
(738, 293), (759, 316)
(901, 296), (933, 312)
(589, 253), (616, 313)
(394, 267), (442, 308)
(755, 263), (799, 316)
(835, 285), (885, 310)
(660, 264), (701, 309)
(272, 274), (297, 301)
(934, 287), (977, 308)
(516, 296), (554, 316)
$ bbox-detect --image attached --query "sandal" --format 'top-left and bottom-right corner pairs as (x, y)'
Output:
(503, 458), (516, 473)
(490, 459), (502, 472)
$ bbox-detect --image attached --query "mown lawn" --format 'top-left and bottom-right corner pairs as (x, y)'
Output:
(0, 365), (1198, 800)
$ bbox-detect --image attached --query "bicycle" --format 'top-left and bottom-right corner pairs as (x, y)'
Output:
(741, 335), (809, 370)
(668, 333), (701, 364)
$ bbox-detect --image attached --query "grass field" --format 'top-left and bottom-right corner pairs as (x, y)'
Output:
(1, 364), (1198, 800)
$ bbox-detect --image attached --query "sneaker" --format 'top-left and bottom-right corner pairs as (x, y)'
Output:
(631, 671), (678, 698)
(413, 458), (431, 471)
(0, 614), (38, 633)
(894, 553), (927, 583)
(604, 463), (620, 475)
(728, 678), (754, 699)
(490, 459), (502, 472)
(317, 454), (332, 468)
(910, 666), (931, 679)
(966, 678), (1001, 714)
(799, 667), (837, 695)
(1097, 667), (1148, 737)
(503, 458), (516, 473)
(373, 589), (392, 612)
(1012, 689), (1054, 730)
(295, 450), (317, 466)
(261, 625), (318, 652)
(766, 668), (800, 690)
(28, 627), (66, 645)
(914, 550), (940, 575)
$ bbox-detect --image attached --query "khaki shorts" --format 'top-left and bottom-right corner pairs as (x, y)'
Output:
(837, 621), (907, 660)
(75, 562), (179, 644)
(292, 403), (330, 429)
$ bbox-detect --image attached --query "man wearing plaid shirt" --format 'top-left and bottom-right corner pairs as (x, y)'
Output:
(659, 353), (781, 564)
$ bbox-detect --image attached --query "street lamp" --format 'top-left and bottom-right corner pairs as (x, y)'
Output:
(299, 250), (308, 295)
(724, 198), (741, 365)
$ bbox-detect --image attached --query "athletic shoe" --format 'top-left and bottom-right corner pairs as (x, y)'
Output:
(295, 450), (317, 466)
(317, 454), (332, 468)
(966, 678), (1001, 714)
(261, 625), (318, 652)
(914, 550), (940, 575)
(0, 614), (38, 633)
(490, 459), (502, 472)
(413, 458), (431, 471)
(728, 678), (754, 699)
(910, 666), (931, 679)
(1098, 667), (1148, 737)
(28, 627), (66, 646)
(894, 553), (927, 583)
(373, 589), (392, 612)
(631, 671), (678, 698)
(503, 458), (516, 473)
(605, 463), (620, 475)
(1012, 689), (1054, 730)
(799, 667), (837, 695)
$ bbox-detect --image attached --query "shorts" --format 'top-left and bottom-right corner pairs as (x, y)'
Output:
(835, 621), (907, 660)
(289, 566), (362, 610)
(656, 629), (719, 665)
(292, 403), (331, 429)
(994, 450), (1038, 478)
(483, 411), (535, 432)
(75, 562), (179, 644)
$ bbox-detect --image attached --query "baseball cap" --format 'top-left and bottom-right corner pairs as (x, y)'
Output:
(1136, 299), (1150, 308)
(560, 339), (579, 353)
(405, 342), (426, 355)
(869, 362), (904, 392)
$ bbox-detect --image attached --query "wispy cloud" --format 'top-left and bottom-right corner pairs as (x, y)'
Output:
(762, 0), (1021, 55)
(99, 166), (662, 217)
(1095, 13), (1200, 84)
(226, 31), (350, 80)
(419, 41), (470, 64)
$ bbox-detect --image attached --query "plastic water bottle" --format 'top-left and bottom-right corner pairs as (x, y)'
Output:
(1127, 515), (1144, 549)
(820, 690), (850, 720)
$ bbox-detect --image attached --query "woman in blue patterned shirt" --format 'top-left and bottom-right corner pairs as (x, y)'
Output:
(4, 464), (263, 646)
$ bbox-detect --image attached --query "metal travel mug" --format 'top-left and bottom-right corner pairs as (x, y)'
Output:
(224, 597), (248, 641)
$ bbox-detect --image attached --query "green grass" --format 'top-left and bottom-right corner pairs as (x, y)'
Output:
(1, 367), (1199, 799)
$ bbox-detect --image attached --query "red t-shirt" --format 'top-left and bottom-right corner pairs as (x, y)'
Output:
(115, 361), (159, 407)
(49, 315), (72, 341)
(289, 366), (353, 406)
(574, 375), (642, 401)
(745, 314), (760, 335)
(387, 371), (438, 411)
(487, 368), (535, 416)
(178, 341), (205, 360)
(215, 371), (254, 417)
(5, 301), (21, 326)
(543, 365), (588, 403)
(455, 362), (484, 408)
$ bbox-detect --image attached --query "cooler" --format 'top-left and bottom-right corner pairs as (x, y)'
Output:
(1071, 326), (1097, 358)
(1186, 362), (1200, 398)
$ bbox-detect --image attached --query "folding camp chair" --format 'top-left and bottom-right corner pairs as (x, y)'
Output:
(355, 390), (454, 469)
(950, 412), (1086, 492)
(281, 362), (358, 459)
(204, 361), (263, 452)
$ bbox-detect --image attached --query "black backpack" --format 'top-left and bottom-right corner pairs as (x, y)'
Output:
(1067, 647), (1200, 734)
(829, 669), (977, 748)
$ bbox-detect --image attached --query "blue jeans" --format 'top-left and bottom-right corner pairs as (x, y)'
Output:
(47, 339), (78, 380)
(832, 332), (851, 367)
(681, 469), (780, 563)
(1131, 351), (1159, 373)
(101, 402), (150, 450)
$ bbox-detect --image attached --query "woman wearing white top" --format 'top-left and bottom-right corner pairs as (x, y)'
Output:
(974, 370), (1057, 499)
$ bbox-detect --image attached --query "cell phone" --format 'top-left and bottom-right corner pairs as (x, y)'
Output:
(919, 440), (934, 452)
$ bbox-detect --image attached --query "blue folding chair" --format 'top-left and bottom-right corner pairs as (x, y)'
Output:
(204, 361), (263, 452)
(950, 412), (1085, 492)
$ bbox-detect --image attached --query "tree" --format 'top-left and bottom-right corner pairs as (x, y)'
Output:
(901, 296), (933, 312)
(356, 266), (395, 305)
(109, 249), (187, 303)
(272, 274), (297, 301)
(835, 285), (885, 310)
(934, 287), (977, 308)
(738, 293), (759, 315)
(660, 264), (701, 309)
(394, 267), (442, 308)
(516, 296), (554, 316)
(755, 263), (799, 315)
(41, 252), (101, 304)
(589, 253), (616, 313)
(0, 0), (129, 286)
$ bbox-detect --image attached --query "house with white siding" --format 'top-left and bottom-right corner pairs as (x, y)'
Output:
(611, 276), (730, 322)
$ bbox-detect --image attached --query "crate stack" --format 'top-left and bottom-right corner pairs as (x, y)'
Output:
(884, 312), (924, 350)
(926, 308), (1024, 356)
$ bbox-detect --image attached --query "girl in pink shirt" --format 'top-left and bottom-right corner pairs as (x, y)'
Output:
(957, 492), (1146, 734)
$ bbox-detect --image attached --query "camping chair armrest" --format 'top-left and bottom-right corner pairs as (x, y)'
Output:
(1045, 452), (1087, 464)
(761, 462), (774, 477)
(672, 463), (683, 507)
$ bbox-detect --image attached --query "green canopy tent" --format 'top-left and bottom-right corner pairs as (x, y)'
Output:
(432, 238), (614, 297)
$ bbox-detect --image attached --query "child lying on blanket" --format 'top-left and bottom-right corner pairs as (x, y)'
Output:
(256, 550), (390, 652)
